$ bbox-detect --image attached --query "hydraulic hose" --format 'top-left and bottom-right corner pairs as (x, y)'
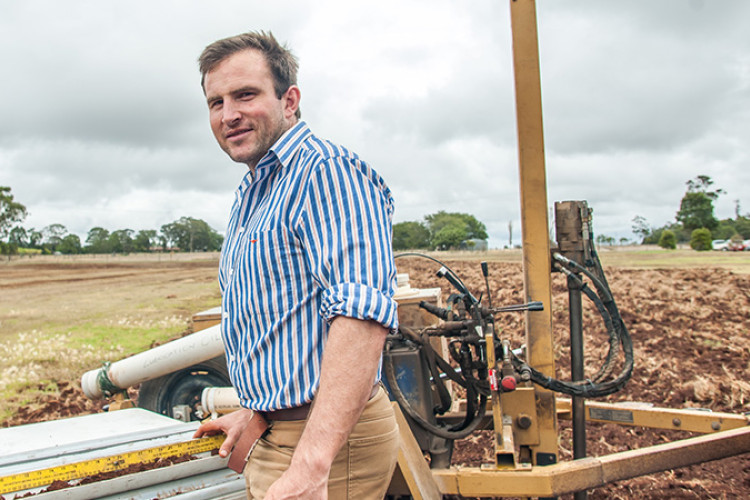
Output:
(518, 253), (633, 398)
(384, 337), (487, 440)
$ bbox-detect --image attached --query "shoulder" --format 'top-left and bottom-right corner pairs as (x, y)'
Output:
(300, 133), (390, 194)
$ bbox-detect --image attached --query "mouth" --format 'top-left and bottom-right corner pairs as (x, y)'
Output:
(226, 128), (253, 140)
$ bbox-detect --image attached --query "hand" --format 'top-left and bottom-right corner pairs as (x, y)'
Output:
(193, 408), (255, 458)
(264, 465), (328, 500)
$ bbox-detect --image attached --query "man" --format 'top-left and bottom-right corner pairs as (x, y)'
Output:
(193, 31), (400, 500)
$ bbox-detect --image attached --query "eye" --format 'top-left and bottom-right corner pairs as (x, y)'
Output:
(239, 91), (255, 100)
(208, 98), (223, 110)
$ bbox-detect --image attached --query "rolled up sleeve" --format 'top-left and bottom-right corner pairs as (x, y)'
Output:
(296, 154), (399, 333)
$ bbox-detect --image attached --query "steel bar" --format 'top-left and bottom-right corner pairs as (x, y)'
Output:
(567, 274), (587, 500)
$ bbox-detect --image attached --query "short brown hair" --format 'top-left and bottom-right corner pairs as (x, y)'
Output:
(199, 31), (300, 118)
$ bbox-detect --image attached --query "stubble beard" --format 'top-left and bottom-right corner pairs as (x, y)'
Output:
(228, 115), (289, 171)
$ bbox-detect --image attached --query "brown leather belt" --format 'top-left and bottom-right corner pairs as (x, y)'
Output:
(260, 383), (381, 422)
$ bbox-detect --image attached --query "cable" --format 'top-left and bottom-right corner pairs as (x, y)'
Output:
(517, 252), (634, 398)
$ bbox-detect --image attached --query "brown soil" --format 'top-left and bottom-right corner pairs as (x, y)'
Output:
(3, 255), (749, 498)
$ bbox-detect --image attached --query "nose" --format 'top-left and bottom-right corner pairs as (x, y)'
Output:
(222, 101), (242, 126)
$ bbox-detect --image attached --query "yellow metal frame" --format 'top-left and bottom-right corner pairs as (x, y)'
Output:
(557, 399), (750, 434)
(511, 0), (558, 467)
(431, 426), (750, 497)
(387, 0), (750, 497)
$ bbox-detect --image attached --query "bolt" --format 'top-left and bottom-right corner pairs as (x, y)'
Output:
(672, 418), (681, 427)
(517, 414), (533, 430)
(711, 421), (721, 431)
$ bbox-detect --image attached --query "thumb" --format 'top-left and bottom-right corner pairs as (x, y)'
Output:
(219, 430), (239, 457)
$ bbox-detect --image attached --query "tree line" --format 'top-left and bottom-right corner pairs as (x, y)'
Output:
(0, 187), (223, 255)
(632, 175), (749, 250)
(3, 187), (490, 255)
(393, 211), (488, 250)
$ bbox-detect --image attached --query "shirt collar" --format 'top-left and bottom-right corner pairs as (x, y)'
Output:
(256, 121), (312, 176)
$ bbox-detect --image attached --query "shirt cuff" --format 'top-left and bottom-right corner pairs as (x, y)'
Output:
(320, 282), (399, 333)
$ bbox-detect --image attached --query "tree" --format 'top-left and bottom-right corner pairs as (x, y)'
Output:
(58, 234), (82, 254)
(676, 175), (723, 232)
(658, 229), (677, 249)
(596, 234), (616, 246)
(41, 223), (68, 252)
(86, 227), (111, 253)
(134, 229), (158, 252)
(108, 229), (135, 254)
(8, 227), (28, 248)
(0, 186), (27, 240)
(393, 221), (430, 250)
(423, 211), (488, 250)
(735, 217), (750, 239)
(690, 228), (712, 251)
(27, 228), (43, 249)
(508, 220), (513, 248)
(631, 215), (651, 243)
(161, 217), (223, 252)
(644, 222), (687, 245)
(432, 225), (467, 251)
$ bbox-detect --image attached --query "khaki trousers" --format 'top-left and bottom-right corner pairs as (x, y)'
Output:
(243, 387), (399, 500)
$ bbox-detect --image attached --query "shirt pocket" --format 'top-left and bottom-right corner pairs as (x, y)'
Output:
(238, 227), (304, 316)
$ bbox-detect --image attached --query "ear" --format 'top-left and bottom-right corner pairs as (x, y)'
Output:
(283, 86), (301, 120)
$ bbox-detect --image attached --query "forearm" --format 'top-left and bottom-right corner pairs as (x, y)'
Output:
(290, 316), (387, 475)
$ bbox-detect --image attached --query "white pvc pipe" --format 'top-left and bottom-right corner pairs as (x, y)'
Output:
(81, 274), (421, 401)
(201, 387), (242, 417)
(81, 324), (225, 399)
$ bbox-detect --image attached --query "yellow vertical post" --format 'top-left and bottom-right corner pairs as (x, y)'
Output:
(509, 0), (558, 466)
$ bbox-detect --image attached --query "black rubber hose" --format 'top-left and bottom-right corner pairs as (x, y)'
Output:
(558, 266), (619, 383)
(384, 341), (487, 440)
(523, 255), (634, 397)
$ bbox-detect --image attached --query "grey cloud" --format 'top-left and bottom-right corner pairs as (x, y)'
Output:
(538, 3), (750, 155)
(361, 66), (515, 147)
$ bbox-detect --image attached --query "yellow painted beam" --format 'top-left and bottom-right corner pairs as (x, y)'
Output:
(509, 0), (557, 465)
(557, 399), (750, 434)
(432, 426), (750, 497)
(391, 403), (442, 500)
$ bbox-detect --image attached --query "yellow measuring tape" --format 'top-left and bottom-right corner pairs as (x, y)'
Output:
(0, 434), (226, 494)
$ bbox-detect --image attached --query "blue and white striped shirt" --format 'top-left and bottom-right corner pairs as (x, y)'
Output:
(218, 121), (399, 412)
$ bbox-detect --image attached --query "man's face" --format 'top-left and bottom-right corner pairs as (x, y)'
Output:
(204, 49), (298, 169)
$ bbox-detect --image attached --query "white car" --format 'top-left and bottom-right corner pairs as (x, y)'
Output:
(712, 239), (729, 251)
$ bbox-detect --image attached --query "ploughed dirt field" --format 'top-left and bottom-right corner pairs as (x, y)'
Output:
(2, 252), (749, 498)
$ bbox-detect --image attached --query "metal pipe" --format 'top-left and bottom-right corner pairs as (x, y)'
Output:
(567, 274), (587, 500)
(201, 387), (241, 417)
(81, 325), (224, 399)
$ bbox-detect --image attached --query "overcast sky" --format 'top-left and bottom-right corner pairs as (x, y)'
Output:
(2, 0), (749, 248)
